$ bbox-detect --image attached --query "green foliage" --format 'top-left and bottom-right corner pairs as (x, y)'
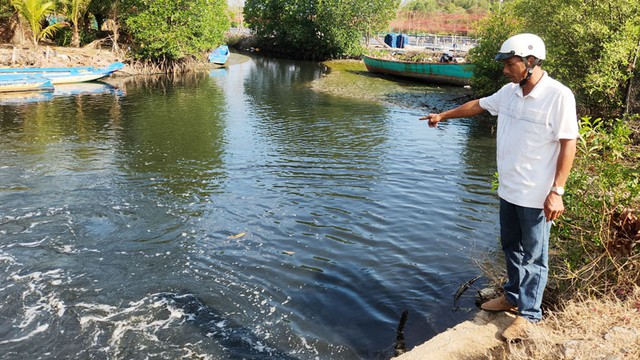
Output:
(52, 25), (73, 46)
(470, 0), (640, 118)
(87, 0), (118, 30)
(244, 0), (400, 60)
(554, 115), (640, 295)
(513, 0), (640, 119)
(0, 3), (14, 42)
(124, 0), (229, 62)
(11, 0), (66, 47)
(404, 0), (438, 12)
(52, 22), (96, 47)
(355, 0), (402, 43)
(467, 3), (521, 96)
(67, 0), (90, 47)
(1, 1), (13, 18)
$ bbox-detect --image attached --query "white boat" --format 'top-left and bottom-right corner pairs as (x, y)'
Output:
(0, 74), (53, 93)
(0, 62), (125, 85)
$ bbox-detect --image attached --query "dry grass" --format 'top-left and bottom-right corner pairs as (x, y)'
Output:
(484, 287), (640, 359)
(0, 43), (123, 68)
(0, 43), (208, 75)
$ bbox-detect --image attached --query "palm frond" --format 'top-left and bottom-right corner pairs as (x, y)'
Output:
(38, 21), (67, 41)
(11, 0), (58, 46)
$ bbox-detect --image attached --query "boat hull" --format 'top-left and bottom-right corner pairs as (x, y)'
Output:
(0, 75), (53, 93)
(0, 62), (125, 85)
(362, 55), (472, 86)
(209, 45), (230, 65)
(39, 72), (113, 84)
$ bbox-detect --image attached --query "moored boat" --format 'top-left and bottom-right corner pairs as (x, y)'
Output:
(0, 62), (125, 85)
(208, 45), (230, 65)
(0, 74), (54, 93)
(362, 55), (472, 86)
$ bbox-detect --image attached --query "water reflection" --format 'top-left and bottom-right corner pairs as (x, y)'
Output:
(457, 116), (499, 228)
(115, 74), (228, 199)
(0, 81), (124, 106)
(244, 56), (389, 184)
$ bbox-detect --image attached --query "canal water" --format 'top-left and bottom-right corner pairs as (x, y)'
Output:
(0, 54), (498, 359)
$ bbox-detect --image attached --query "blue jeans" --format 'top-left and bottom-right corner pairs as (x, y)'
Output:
(500, 198), (551, 322)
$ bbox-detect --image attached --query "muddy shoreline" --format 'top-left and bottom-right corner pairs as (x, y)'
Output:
(310, 59), (473, 112)
(0, 43), (124, 69)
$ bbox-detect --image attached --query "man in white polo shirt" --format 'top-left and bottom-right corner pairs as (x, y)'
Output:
(420, 33), (579, 340)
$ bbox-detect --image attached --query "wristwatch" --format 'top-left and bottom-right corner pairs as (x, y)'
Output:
(550, 186), (565, 196)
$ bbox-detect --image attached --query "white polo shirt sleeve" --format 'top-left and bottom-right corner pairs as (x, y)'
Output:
(478, 83), (516, 116)
(550, 85), (579, 140)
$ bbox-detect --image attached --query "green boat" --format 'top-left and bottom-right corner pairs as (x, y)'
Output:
(362, 55), (473, 86)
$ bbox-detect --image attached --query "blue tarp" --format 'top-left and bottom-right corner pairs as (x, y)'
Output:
(384, 33), (409, 48)
(384, 33), (397, 48)
(396, 34), (409, 48)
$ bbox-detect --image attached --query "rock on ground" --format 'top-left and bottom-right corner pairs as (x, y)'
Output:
(393, 311), (514, 360)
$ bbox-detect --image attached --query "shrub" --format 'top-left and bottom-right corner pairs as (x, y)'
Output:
(552, 116), (640, 297)
(124, 0), (229, 63)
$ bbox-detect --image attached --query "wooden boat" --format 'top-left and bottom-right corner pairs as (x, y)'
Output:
(0, 62), (125, 85)
(0, 74), (54, 93)
(362, 55), (472, 86)
(208, 45), (230, 65)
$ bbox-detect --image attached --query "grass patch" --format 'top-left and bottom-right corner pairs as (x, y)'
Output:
(483, 287), (640, 359)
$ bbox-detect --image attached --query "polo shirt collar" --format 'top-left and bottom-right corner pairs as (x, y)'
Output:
(519, 71), (548, 98)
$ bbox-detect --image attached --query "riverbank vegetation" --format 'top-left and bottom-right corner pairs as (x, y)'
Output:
(1, 0), (229, 71)
(243, 0), (399, 60)
(470, 0), (640, 119)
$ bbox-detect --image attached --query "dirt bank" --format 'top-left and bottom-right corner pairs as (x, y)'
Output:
(0, 43), (124, 69)
(0, 43), (253, 78)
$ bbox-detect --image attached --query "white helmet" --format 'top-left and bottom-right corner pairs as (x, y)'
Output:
(495, 33), (546, 61)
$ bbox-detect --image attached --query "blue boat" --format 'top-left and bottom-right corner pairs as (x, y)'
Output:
(0, 74), (54, 93)
(362, 55), (472, 86)
(208, 45), (230, 65)
(0, 62), (125, 85)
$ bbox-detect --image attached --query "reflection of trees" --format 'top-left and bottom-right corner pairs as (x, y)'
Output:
(243, 56), (391, 170)
(0, 90), (122, 157)
(458, 114), (498, 202)
(461, 115), (497, 170)
(115, 74), (227, 200)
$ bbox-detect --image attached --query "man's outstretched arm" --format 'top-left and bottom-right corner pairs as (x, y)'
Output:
(419, 99), (486, 127)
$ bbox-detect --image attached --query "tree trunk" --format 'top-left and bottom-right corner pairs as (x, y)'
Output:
(624, 39), (640, 116)
(110, 7), (120, 52)
(109, 22), (118, 51)
(72, 22), (81, 47)
(94, 14), (104, 33)
(0, 14), (17, 42)
(10, 14), (25, 46)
